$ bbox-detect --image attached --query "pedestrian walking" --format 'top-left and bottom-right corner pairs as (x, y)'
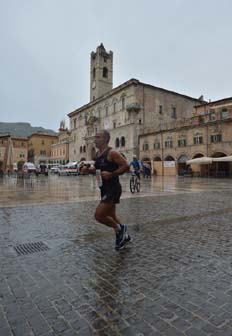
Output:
(143, 162), (151, 178)
(94, 129), (132, 250)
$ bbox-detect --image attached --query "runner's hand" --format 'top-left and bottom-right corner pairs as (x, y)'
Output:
(101, 171), (113, 180)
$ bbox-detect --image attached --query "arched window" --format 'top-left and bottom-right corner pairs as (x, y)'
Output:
(115, 138), (120, 148)
(122, 97), (125, 109)
(121, 136), (125, 147)
(103, 67), (108, 78)
(113, 102), (117, 113)
(83, 145), (86, 153)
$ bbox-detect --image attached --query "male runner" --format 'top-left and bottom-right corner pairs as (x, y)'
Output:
(94, 130), (132, 250)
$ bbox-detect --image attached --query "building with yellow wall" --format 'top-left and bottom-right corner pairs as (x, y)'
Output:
(50, 127), (70, 165)
(28, 132), (58, 166)
(139, 97), (232, 177)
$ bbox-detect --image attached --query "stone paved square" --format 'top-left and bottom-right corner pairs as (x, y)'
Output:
(1, 175), (232, 335)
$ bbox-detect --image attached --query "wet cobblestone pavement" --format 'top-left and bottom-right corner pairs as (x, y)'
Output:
(1, 175), (232, 335)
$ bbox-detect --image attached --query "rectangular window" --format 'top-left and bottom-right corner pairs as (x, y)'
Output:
(194, 136), (203, 144)
(106, 106), (108, 116)
(171, 107), (176, 119)
(209, 112), (216, 121)
(159, 105), (163, 114)
(211, 134), (222, 143)
(199, 116), (205, 123)
(154, 142), (160, 149)
(221, 108), (228, 119)
(113, 102), (116, 113)
(165, 140), (173, 148)
(143, 143), (149, 150)
(41, 140), (45, 145)
(122, 98), (125, 110)
(178, 139), (187, 147)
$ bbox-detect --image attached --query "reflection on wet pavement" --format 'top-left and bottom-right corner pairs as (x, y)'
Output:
(1, 174), (232, 335)
(1, 174), (232, 207)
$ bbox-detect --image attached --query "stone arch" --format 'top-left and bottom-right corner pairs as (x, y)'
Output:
(177, 154), (188, 163)
(210, 151), (230, 177)
(192, 152), (205, 159)
(153, 156), (161, 161)
(152, 156), (162, 175)
(211, 151), (227, 158)
(177, 154), (189, 176)
(141, 156), (150, 162)
(164, 155), (175, 161)
(163, 155), (176, 176)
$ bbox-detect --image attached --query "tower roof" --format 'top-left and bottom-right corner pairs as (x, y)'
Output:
(97, 43), (105, 51)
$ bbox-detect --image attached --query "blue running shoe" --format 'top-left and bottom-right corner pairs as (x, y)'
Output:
(115, 224), (127, 249)
(115, 234), (132, 250)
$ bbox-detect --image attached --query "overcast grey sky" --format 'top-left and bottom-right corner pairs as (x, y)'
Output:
(1, 0), (231, 131)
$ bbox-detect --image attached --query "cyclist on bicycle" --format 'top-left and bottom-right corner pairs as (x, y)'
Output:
(129, 155), (142, 179)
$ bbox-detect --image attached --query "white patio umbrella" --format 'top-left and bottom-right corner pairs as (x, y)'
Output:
(212, 156), (232, 162)
(6, 137), (14, 169)
(186, 157), (213, 165)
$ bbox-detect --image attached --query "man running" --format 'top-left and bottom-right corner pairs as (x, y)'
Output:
(94, 130), (132, 250)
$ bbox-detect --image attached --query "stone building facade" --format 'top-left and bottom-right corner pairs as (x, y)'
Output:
(140, 97), (232, 176)
(0, 135), (28, 172)
(68, 44), (202, 163)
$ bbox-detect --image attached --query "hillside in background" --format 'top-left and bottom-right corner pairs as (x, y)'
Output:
(0, 122), (57, 137)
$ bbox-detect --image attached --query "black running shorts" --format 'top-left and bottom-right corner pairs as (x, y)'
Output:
(100, 184), (122, 204)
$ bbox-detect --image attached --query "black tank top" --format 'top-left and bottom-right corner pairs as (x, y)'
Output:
(95, 147), (120, 187)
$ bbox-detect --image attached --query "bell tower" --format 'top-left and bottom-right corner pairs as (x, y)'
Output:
(90, 43), (113, 101)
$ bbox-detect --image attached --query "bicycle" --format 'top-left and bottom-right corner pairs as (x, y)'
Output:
(130, 171), (140, 193)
